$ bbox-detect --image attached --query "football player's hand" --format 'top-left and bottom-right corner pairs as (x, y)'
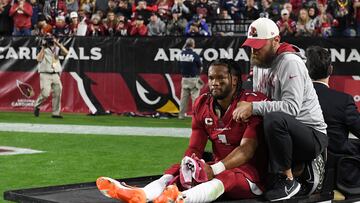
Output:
(232, 101), (252, 122)
(203, 163), (214, 180)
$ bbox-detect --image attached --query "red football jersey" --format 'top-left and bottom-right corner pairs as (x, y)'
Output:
(184, 90), (268, 182)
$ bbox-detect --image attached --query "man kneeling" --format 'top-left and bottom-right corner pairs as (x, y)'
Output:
(96, 59), (268, 203)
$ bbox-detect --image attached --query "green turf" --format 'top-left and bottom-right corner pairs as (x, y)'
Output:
(0, 131), (190, 203)
(0, 112), (191, 128)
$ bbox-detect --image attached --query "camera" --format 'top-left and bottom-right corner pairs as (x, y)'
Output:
(42, 36), (55, 47)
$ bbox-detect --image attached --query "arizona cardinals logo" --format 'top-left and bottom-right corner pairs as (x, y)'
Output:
(16, 80), (34, 98)
(249, 26), (258, 37)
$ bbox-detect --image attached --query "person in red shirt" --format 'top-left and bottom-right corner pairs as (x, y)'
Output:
(96, 59), (268, 203)
(129, 15), (148, 36)
(9, 0), (33, 36)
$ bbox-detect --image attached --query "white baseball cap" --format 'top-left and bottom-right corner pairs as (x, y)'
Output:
(242, 17), (280, 49)
(70, 11), (78, 18)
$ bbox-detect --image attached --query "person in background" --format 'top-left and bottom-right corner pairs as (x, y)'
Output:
(166, 10), (188, 36)
(147, 12), (166, 36)
(129, 14), (148, 36)
(276, 8), (296, 36)
(185, 15), (210, 36)
(295, 8), (315, 37)
(305, 46), (360, 156)
(34, 35), (69, 119)
(234, 18), (327, 201)
(178, 38), (203, 119)
(0, 0), (13, 36)
(9, 0), (33, 36)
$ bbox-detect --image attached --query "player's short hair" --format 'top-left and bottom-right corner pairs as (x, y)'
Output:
(305, 46), (332, 80)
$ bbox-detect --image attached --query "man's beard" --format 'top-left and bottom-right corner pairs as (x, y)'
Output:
(250, 50), (276, 69)
(211, 85), (232, 100)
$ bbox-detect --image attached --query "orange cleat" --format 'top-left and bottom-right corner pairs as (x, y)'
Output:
(96, 177), (146, 203)
(153, 184), (184, 203)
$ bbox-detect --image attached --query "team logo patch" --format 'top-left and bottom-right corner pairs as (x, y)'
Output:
(16, 80), (34, 98)
(205, 118), (213, 125)
(249, 26), (258, 37)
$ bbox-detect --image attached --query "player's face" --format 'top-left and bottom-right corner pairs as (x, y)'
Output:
(251, 38), (277, 68)
(208, 65), (233, 100)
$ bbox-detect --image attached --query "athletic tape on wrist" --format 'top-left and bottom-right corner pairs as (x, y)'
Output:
(210, 161), (226, 175)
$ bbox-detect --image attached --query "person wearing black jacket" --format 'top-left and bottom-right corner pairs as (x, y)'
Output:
(306, 45), (360, 155)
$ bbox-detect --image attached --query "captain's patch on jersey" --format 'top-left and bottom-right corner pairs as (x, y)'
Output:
(0, 146), (44, 156)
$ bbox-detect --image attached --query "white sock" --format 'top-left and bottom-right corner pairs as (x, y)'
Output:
(182, 178), (225, 203)
(141, 174), (174, 201)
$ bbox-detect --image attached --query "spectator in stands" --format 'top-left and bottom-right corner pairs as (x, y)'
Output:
(107, 0), (118, 12)
(328, 0), (356, 37)
(132, 0), (157, 24)
(305, 46), (360, 155)
(156, 0), (173, 20)
(277, 8), (296, 36)
(195, 0), (213, 22)
(87, 14), (105, 36)
(95, 0), (109, 13)
(214, 9), (234, 36)
(354, 0), (360, 36)
(66, 0), (78, 13)
(259, 0), (280, 20)
(171, 0), (190, 20)
(80, 0), (95, 15)
(37, 15), (53, 35)
(166, 10), (187, 35)
(53, 15), (69, 36)
(114, 0), (132, 20)
(243, 0), (260, 20)
(115, 18), (129, 36)
(221, 0), (244, 22)
(30, 0), (40, 32)
(313, 3), (333, 37)
(289, 0), (302, 17)
(69, 11), (80, 35)
(147, 12), (166, 35)
(183, 0), (197, 20)
(43, 0), (59, 23)
(283, 2), (297, 21)
(295, 8), (315, 36)
(0, 0), (13, 36)
(103, 11), (117, 36)
(9, 0), (33, 36)
(185, 14), (210, 36)
(308, 6), (317, 20)
(130, 14), (148, 36)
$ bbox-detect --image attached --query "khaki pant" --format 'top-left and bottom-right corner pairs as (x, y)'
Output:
(34, 73), (62, 116)
(179, 77), (203, 118)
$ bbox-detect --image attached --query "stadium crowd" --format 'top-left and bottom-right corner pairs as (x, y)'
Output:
(0, 0), (359, 37)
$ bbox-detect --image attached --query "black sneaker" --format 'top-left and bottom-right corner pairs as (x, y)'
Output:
(264, 174), (301, 201)
(301, 154), (325, 195)
(51, 115), (63, 119)
(34, 107), (40, 117)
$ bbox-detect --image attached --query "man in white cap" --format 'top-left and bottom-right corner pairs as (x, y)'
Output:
(233, 17), (328, 201)
(276, 8), (296, 36)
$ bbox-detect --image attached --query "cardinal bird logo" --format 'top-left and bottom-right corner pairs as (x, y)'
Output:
(16, 80), (35, 98)
(249, 26), (258, 37)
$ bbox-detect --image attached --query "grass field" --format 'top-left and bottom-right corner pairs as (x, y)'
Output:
(0, 112), (195, 203)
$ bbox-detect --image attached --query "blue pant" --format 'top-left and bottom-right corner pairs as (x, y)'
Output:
(13, 27), (32, 36)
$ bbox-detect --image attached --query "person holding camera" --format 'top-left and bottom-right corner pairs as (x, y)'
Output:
(34, 36), (69, 118)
